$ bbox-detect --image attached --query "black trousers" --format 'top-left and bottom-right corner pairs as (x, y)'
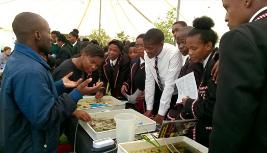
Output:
(152, 83), (178, 116)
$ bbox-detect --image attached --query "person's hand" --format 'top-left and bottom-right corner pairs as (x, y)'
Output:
(144, 110), (153, 118)
(95, 90), (104, 99)
(62, 72), (83, 88)
(136, 91), (145, 101)
(121, 84), (128, 96)
(181, 96), (189, 106)
(211, 60), (219, 83)
(73, 110), (91, 122)
(153, 114), (164, 125)
(76, 78), (103, 95)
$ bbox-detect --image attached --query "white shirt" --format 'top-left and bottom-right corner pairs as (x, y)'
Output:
(140, 57), (145, 65)
(182, 55), (189, 66)
(203, 53), (211, 68)
(144, 43), (183, 116)
(60, 43), (65, 48)
(249, 6), (267, 22)
(110, 58), (118, 66)
(73, 41), (77, 47)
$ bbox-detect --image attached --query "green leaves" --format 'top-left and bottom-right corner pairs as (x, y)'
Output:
(141, 134), (162, 152)
(87, 29), (111, 47)
(154, 8), (176, 44)
(116, 31), (129, 41)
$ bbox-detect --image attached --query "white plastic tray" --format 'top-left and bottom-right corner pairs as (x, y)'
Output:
(117, 136), (208, 153)
(79, 109), (156, 140)
(77, 96), (125, 113)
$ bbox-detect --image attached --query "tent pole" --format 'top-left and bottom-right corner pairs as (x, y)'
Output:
(176, 0), (180, 21)
(99, 0), (102, 35)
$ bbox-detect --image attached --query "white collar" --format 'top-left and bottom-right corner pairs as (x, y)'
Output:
(249, 6), (267, 22)
(140, 57), (145, 65)
(110, 58), (118, 66)
(203, 53), (211, 68)
(182, 55), (189, 65)
(156, 46), (165, 59)
(73, 41), (77, 46)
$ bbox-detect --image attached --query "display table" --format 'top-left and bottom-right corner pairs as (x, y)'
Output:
(75, 125), (117, 153)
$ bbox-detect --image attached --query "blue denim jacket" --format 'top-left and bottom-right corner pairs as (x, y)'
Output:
(0, 43), (82, 153)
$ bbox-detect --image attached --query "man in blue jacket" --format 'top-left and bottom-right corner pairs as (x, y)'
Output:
(0, 12), (103, 153)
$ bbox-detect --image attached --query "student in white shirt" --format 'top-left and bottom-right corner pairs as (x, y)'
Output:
(143, 28), (183, 124)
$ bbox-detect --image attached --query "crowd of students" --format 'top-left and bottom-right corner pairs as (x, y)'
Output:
(1, 0), (267, 152)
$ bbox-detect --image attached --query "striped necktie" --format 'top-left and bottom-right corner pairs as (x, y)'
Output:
(155, 56), (163, 90)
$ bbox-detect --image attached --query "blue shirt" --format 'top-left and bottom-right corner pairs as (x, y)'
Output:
(0, 43), (82, 153)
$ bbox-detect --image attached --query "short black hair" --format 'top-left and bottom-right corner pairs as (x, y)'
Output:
(108, 39), (124, 52)
(81, 44), (104, 59)
(51, 30), (60, 36)
(172, 21), (187, 27)
(12, 12), (47, 43)
(82, 38), (89, 42)
(90, 39), (99, 45)
(176, 26), (193, 39)
(136, 33), (145, 39)
(144, 28), (164, 44)
(80, 41), (91, 50)
(57, 33), (68, 43)
(188, 16), (218, 47)
(124, 42), (136, 54)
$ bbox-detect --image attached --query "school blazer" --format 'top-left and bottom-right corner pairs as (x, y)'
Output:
(209, 15), (267, 153)
(101, 54), (130, 99)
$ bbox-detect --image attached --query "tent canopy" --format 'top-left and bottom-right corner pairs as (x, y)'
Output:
(0, 0), (177, 37)
(0, 0), (228, 48)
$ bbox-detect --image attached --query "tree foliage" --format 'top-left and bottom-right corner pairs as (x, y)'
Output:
(154, 8), (176, 44)
(87, 29), (111, 47)
(116, 31), (129, 41)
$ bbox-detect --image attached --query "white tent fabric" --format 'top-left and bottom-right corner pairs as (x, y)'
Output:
(0, 0), (228, 48)
(0, 0), (176, 37)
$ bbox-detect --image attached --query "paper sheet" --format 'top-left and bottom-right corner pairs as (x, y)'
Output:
(125, 89), (142, 104)
(175, 72), (198, 103)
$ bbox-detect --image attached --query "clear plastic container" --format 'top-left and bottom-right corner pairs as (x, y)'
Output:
(114, 113), (136, 143)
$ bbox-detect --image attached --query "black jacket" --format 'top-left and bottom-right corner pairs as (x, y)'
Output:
(72, 41), (82, 57)
(209, 11), (267, 153)
(56, 44), (73, 66)
(179, 57), (204, 87)
(181, 50), (217, 147)
(123, 58), (145, 94)
(100, 54), (130, 99)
